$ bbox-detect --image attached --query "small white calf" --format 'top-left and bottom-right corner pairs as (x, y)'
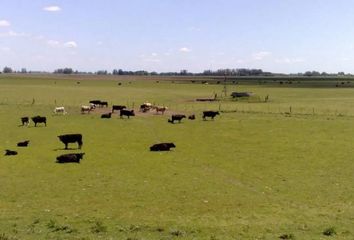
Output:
(54, 107), (67, 115)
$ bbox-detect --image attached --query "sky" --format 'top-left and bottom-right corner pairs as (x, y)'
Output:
(1, 0), (354, 73)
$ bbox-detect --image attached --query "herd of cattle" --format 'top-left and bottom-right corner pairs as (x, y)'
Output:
(5, 100), (220, 163)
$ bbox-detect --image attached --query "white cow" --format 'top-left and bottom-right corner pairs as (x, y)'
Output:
(54, 106), (67, 115)
(81, 105), (94, 114)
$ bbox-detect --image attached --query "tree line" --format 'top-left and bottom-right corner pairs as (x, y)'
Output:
(1, 66), (353, 77)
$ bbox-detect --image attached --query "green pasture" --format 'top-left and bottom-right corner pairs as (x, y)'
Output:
(0, 75), (353, 239)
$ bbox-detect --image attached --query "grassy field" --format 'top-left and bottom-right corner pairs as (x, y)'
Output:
(0, 74), (354, 239)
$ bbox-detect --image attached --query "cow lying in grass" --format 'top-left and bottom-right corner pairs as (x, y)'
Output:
(5, 150), (17, 156)
(58, 134), (83, 149)
(101, 113), (112, 118)
(168, 114), (186, 124)
(188, 114), (195, 120)
(17, 140), (30, 147)
(32, 116), (47, 127)
(150, 143), (176, 151)
(56, 153), (85, 163)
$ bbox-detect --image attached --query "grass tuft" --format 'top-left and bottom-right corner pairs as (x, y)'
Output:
(90, 220), (107, 234)
(279, 233), (295, 239)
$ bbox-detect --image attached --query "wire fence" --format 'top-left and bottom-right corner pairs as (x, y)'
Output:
(1, 97), (354, 118)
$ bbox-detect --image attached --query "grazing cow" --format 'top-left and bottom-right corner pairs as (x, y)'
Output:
(112, 105), (126, 113)
(89, 100), (101, 106)
(89, 100), (108, 108)
(140, 102), (152, 112)
(150, 143), (176, 151)
(5, 149), (18, 156)
(188, 114), (196, 120)
(202, 111), (219, 120)
(17, 140), (30, 147)
(53, 106), (67, 115)
(153, 106), (168, 114)
(230, 92), (252, 98)
(168, 114), (186, 124)
(101, 112), (112, 118)
(21, 117), (30, 126)
(120, 109), (135, 119)
(56, 153), (85, 164)
(81, 105), (94, 114)
(31, 116), (47, 127)
(58, 134), (83, 149)
(100, 101), (108, 107)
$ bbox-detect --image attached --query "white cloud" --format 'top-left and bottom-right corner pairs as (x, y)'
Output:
(275, 57), (304, 64)
(43, 6), (61, 12)
(0, 20), (10, 27)
(252, 51), (272, 60)
(0, 30), (27, 37)
(47, 40), (60, 47)
(140, 53), (161, 63)
(0, 47), (11, 52)
(64, 41), (78, 48)
(179, 47), (191, 53)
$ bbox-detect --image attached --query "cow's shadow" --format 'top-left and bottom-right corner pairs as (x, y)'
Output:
(53, 148), (80, 151)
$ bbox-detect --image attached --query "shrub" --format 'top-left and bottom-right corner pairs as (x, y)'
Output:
(323, 227), (336, 236)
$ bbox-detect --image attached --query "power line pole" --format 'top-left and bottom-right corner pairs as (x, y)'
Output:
(222, 73), (227, 97)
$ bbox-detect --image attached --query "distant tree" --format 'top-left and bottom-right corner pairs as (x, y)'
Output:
(21, 68), (27, 73)
(63, 68), (73, 74)
(54, 68), (74, 74)
(3, 66), (13, 73)
(180, 70), (188, 75)
(96, 70), (108, 75)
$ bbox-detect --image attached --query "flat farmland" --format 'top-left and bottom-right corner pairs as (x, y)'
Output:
(0, 75), (353, 239)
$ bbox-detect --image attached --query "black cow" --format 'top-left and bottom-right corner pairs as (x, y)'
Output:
(56, 153), (85, 163)
(21, 117), (29, 126)
(5, 149), (18, 156)
(230, 92), (252, 98)
(150, 143), (176, 151)
(31, 116), (47, 127)
(140, 104), (152, 112)
(112, 105), (126, 113)
(202, 111), (219, 120)
(17, 140), (30, 147)
(168, 114), (186, 124)
(101, 112), (112, 118)
(89, 100), (101, 105)
(100, 101), (108, 107)
(188, 114), (196, 120)
(120, 109), (135, 119)
(58, 134), (83, 149)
